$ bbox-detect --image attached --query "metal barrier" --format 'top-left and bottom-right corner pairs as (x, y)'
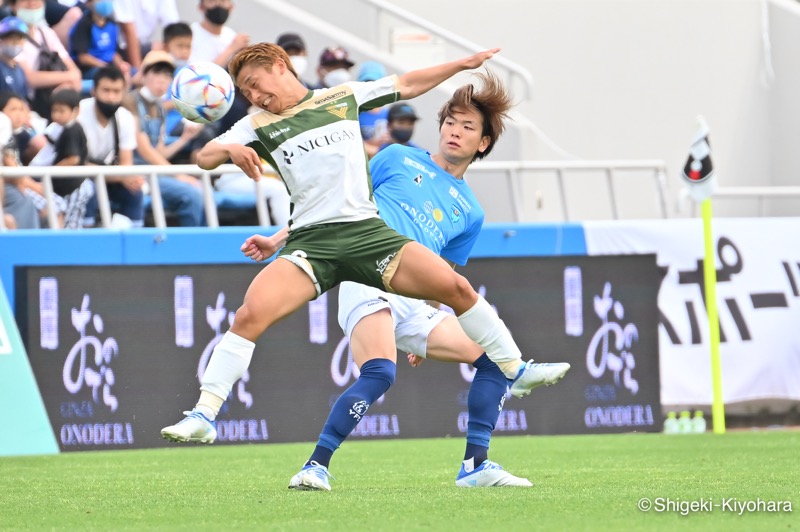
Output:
(0, 164), (268, 231)
(680, 186), (800, 217)
(468, 159), (670, 221)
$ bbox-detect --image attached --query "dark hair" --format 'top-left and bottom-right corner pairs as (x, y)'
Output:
(163, 22), (192, 44)
(437, 70), (512, 161)
(92, 66), (125, 87)
(0, 90), (24, 111)
(51, 88), (81, 109)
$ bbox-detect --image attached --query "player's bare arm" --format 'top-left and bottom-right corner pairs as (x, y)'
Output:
(241, 227), (290, 262)
(197, 141), (262, 180)
(397, 48), (500, 100)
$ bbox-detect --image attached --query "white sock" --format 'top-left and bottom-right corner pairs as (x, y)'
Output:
(457, 296), (524, 379)
(198, 331), (255, 417)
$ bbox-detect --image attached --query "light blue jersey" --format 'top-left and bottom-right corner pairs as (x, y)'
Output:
(369, 144), (485, 266)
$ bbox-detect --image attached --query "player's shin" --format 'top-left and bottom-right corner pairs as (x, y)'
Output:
(312, 358), (396, 467)
(197, 331), (255, 420)
(457, 295), (524, 379)
(464, 354), (506, 469)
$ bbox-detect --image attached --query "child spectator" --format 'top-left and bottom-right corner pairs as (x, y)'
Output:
(162, 21), (214, 164)
(69, 0), (131, 81)
(0, 17), (30, 98)
(31, 88), (90, 228)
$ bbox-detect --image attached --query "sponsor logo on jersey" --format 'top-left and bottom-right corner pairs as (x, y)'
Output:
(375, 251), (398, 276)
(403, 156), (436, 178)
(448, 186), (473, 213)
(281, 129), (357, 164)
(326, 102), (348, 119)
(450, 204), (462, 224)
(268, 127), (291, 139)
(413, 174), (423, 186)
(314, 90), (347, 105)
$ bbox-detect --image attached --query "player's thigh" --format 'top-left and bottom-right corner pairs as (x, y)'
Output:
(424, 315), (484, 364)
(388, 241), (477, 313)
(349, 309), (398, 367)
(232, 258), (317, 338)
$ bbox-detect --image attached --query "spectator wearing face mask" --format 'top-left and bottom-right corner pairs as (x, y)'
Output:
(380, 102), (423, 151)
(276, 32), (311, 88)
(313, 46), (354, 89)
(0, 17), (30, 98)
(189, 0), (249, 68)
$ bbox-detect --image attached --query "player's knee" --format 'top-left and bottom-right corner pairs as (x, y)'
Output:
(440, 274), (477, 308)
(360, 358), (396, 388)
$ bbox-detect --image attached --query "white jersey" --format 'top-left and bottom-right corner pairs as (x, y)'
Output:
(215, 75), (400, 230)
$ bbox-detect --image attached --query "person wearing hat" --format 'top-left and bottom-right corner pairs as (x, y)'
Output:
(276, 32), (311, 87)
(0, 17), (30, 98)
(69, 0), (131, 81)
(380, 102), (422, 151)
(314, 45), (355, 89)
(123, 50), (205, 227)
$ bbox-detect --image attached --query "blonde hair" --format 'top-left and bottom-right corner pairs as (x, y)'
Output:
(437, 70), (512, 161)
(229, 42), (298, 84)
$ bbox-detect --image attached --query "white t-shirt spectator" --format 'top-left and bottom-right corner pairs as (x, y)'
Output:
(189, 22), (237, 63)
(113, 0), (180, 45)
(77, 98), (137, 165)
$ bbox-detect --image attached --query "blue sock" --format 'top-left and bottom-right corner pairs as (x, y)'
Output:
(465, 354), (507, 465)
(311, 358), (396, 468)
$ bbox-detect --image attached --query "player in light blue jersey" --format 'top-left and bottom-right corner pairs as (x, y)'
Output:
(240, 72), (570, 489)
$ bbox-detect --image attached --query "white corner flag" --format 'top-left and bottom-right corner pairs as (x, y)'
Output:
(681, 116), (717, 202)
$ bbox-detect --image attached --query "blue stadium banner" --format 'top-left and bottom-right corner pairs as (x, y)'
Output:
(15, 256), (661, 452)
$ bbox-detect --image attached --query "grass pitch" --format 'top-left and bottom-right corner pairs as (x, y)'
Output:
(0, 431), (796, 531)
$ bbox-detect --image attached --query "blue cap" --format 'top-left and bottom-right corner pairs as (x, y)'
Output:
(0, 17), (29, 38)
(357, 61), (386, 82)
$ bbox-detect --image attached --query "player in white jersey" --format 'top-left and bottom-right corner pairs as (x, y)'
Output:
(161, 44), (564, 472)
(241, 72), (570, 490)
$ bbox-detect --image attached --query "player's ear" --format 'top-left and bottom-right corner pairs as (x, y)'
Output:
(274, 57), (287, 75)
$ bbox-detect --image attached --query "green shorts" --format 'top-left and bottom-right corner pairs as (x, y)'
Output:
(278, 217), (413, 296)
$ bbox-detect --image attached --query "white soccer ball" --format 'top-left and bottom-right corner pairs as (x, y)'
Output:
(170, 61), (235, 124)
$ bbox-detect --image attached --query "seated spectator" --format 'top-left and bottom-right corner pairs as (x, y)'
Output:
(357, 61), (390, 158)
(30, 88), (90, 229)
(11, 0), (82, 120)
(0, 100), (39, 228)
(162, 21), (215, 164)
(313, 46), (354, 89)
(45, 0), (84, 49)
(0, 17), (30, 98)
(276, 32), (311, 88)
(190, 0), (250, 133)
(215, 158), (290, 227)
(113, 0), (179, 63)
(190, 0), (248, 67)
(69, 0), (131, 81)
(78, 66), (143, 227)
(380, 102), (423, 151)
(123, 50), (204, 227)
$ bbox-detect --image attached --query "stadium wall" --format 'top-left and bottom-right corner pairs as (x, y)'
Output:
(2, 218), (798, 456)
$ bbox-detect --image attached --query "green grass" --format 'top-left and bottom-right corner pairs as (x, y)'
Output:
(1, 431), (797, 531)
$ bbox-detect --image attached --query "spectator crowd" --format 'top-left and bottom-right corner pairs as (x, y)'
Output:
(0, 0), (420, 230)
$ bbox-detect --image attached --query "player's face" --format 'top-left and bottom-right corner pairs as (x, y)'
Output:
(438, 107), (490, 162)
(236, 62), (287, 113)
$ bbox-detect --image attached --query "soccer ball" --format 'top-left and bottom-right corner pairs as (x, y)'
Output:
(170, 61), (235, 124)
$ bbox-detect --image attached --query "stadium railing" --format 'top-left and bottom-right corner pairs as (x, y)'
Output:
(1, 160), (672, 230)
(0, 164), (270, 230)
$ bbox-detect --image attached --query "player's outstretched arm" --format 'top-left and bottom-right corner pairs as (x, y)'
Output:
(197, 141), (263, 180)
(397, 48), (500, 100)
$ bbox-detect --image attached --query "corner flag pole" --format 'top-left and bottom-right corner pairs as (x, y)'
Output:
(682, 116), (725, 434)
(701, 198), (725, 434)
